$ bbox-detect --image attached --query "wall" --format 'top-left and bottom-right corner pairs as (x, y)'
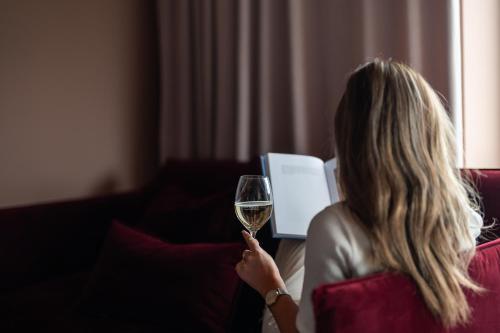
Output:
(0, 0), (158, 208)
(462, 0), (500, 168)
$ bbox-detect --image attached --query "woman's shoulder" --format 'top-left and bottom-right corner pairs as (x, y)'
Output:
(306, 202), (380, 279)
(309, 201), (353, 229)
(307, 202), (358, 241)
(307, 201), (372, 253)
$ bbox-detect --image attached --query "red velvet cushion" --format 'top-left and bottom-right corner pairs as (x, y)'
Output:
(80, 221), (244, 332)
(313, 239), (500, 333)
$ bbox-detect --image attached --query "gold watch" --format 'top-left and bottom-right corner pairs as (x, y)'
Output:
(265, 288), (290, 307)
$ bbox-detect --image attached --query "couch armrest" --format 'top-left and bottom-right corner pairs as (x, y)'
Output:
(0, 191), (146, 292)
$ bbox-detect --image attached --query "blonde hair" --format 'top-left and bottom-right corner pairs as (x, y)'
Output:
(334, 59), (481, 328)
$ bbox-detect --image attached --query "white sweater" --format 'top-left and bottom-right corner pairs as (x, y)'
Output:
(294, 202), (484, 333)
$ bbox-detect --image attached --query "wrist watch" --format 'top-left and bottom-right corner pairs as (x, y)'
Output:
(265, 287), (290, 307)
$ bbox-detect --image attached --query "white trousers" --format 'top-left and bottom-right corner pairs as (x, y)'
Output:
(261, 239), (306, 333)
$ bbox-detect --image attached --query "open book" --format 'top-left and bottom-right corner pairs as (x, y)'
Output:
(261, 153), (341, 239)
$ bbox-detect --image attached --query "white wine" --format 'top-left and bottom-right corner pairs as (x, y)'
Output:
(234, 201), (273, 236)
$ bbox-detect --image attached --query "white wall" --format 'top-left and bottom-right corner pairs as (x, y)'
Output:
(0, 0), (158, 208)
(462, 0), (500, 168)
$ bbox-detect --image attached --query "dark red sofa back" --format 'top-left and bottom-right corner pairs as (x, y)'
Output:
(472, 170), (500, 239)
(313, 238), (500, 333)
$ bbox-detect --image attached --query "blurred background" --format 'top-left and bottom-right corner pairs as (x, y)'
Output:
(0, 0), (498, 208)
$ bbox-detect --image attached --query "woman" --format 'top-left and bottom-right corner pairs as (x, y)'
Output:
(236, 59), (483, 333)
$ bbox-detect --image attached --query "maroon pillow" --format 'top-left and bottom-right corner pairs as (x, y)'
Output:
(80, 221), (244, 332)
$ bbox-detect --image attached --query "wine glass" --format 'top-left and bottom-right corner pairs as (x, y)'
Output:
(234, 175), (273, 238)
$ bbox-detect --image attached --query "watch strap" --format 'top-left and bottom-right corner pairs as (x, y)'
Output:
(265, 287), (290, 307)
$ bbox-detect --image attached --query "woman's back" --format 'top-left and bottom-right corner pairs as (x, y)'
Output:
(332, 60), (483, 328)
(296, 202), (483, 333)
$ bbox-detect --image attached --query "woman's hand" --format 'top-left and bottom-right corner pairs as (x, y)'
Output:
(236, 230), (286, 298)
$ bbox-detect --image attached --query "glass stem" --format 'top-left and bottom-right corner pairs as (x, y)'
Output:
(250, 230), (257, 238)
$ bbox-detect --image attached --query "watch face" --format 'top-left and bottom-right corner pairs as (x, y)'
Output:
(265, 289), (278, 306)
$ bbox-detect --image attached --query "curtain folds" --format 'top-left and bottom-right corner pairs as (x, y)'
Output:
(157, 0), (457, 162)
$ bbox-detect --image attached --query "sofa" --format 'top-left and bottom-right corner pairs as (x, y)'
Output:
(0, 160), (498, 332)
(0, 159), (278, 332)
(313, 238), (500, 333)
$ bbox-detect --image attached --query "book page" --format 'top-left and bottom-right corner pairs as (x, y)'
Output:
(324, 158), (340, 203)
(264, 153), (331, 239)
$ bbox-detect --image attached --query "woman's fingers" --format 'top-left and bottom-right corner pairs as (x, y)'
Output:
(242, 249), (252, 261)
(236, 260), (243, 270)
(242, 230), (260, 251)
(235, 236), (286, 297)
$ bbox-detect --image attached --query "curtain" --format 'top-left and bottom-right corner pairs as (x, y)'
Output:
(157, 0), (459, 163)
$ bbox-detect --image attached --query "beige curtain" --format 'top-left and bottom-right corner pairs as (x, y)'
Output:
(157, 0), (458, 163)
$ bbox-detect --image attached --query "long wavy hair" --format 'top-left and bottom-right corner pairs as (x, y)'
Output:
(334, 59), (481, 328)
